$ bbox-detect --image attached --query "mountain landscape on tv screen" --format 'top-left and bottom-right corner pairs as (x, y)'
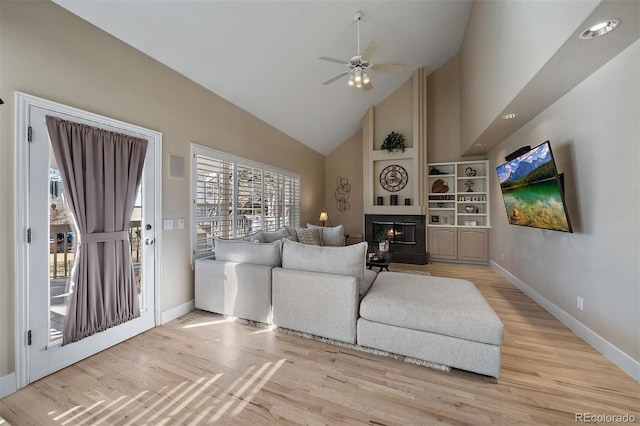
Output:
(496, 142), (572, 232)
(497, 143), (558, 189)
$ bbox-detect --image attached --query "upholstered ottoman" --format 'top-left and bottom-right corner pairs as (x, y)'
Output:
(357, 272), (504, 377)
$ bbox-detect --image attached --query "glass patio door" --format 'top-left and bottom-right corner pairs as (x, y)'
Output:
(27, 104), (158, 383)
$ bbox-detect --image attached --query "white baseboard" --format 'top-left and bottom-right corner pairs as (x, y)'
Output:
(0, 372), (17, 398)
(490, 261), (640, 382)
(161, 299), (195, 324)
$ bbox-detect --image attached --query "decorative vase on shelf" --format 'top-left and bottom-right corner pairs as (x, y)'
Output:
(465, 205), (475, 213)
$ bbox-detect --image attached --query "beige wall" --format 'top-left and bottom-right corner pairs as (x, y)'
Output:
(488, 41), (639, 368)
(0, 1), (325, 377)
(427, 55), (483, 164)
(324, 130), (364, 240)
(373, 78), (413, 149)
(427, 54), (460, 163)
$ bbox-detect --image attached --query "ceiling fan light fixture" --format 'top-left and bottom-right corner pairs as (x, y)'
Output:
(318, 10), (405, 91)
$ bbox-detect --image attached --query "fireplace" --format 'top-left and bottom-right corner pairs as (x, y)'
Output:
(365, 215), (427, 264)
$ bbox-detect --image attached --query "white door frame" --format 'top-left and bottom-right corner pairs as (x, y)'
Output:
(14, 92), (163, 390)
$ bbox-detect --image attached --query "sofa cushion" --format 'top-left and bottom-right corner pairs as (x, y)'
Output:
(295, 228), (323, 246)
(307, 224), (344, 246)
(262, 227), (290, 243)
(242, 230), (264, 243)
(362, 268), (378, 296)
(282, 240), (367, 294)
(360, 272), (504, 346)
(214, 237), (282, 267)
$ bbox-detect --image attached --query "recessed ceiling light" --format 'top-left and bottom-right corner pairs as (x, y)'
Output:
(501, 113), (518, 120)
(580, 19), (620, 39)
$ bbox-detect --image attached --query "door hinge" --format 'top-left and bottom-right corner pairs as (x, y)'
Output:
(27, 330), (32, 346)
(27, 228), (32, 243)
(27, 126), (32, 142)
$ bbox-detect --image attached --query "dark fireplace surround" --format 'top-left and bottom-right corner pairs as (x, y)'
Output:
(365, 215), (427, 264)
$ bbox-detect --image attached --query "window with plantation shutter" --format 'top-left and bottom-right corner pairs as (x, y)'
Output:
(284, 175), (301, 228)
(236, 164), (263, 234)
(194, 155), (233, 254)
(191, 145), (301, 260)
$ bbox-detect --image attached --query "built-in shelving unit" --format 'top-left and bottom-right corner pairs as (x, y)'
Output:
(427, 160), (490, 227)
(427, 160), (490, 263)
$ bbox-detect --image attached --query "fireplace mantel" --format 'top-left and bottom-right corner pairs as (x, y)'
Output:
(364, 205), (424, 215)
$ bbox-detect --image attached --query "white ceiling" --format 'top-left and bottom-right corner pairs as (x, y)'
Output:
(53, 0), (472, 155)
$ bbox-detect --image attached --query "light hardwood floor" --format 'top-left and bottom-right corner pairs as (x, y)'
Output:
(1, 262), (638, 425)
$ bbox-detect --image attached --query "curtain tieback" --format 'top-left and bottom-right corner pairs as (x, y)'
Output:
(79, 231), (129, 243)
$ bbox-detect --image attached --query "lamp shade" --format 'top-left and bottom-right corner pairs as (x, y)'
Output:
(319, 211), (329, 222)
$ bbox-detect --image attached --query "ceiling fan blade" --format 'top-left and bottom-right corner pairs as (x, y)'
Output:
(318, 56), (348, 65)
(363, 80), (373, 91)
(361, 41), (382, 62)
(371, 63), (406, 73)
(322, 71), (349, 85)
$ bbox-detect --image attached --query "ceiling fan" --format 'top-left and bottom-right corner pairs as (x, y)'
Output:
(319, 11), (406, 91)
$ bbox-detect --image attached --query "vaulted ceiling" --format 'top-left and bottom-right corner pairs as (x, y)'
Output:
(53, 1), (472, 155)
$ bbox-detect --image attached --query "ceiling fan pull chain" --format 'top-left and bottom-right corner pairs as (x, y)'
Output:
(357, 15), (360, 55)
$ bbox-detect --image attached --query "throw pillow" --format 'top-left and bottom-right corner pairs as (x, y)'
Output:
(262, 227), (290, 243)
(295, 227), (323, 246)
(282, 240), (368, 294)
(214, 237), (282, 267)
(307, 223), (344, 247)
(284, 226), (298, 240)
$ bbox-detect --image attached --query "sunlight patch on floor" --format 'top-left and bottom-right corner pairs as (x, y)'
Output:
(182, 317), (237, 329)
(60, 400), (104, 426)
(43, 359), (287, 425)
(53, 405), (82, 421)
(250, 325), (276, 334)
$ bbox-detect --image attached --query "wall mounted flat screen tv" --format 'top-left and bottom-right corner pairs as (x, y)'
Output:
(496, 141), (573, 232)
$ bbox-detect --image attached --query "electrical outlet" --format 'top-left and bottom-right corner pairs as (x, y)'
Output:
(178, 218), (185, 229)
(577, 296), (584, 311)
(501, 254), (505, 261)
(163, 219), (174, 230)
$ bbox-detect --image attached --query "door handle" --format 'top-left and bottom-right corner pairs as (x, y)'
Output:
(144, 238), (155, 246)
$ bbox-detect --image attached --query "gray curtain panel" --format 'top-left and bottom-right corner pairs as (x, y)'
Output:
(46, 116), (148, 345)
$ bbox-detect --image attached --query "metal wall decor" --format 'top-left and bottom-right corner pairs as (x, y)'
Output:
(335, 176), (351, 213)
(464, 179), (475, 192)
(379, 164), (408, 192)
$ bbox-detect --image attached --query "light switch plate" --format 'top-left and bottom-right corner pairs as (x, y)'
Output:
(178, 218), (185, 229)
(163, 219), (174, 230)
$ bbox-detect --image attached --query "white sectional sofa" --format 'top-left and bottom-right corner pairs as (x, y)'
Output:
(272, 241), (376, 344)
(358, 272), (504, 377)
(195, 238), (282, 324)
(194, 228), (504, 377)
